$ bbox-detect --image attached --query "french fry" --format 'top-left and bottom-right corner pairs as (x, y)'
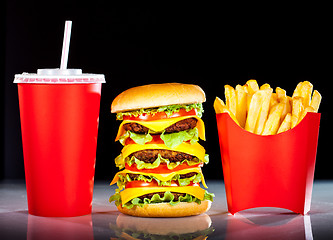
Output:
(279, 96), (289, 120)
(292, 82), (303, 98)
(255, 88), (273, 134)
(244, 84), (252, 113)
(291, 97), (304, 128)
(287, 96), (293, 113)
(298, 106), (315, 124)
(270, 93), (279, 108)
(262, 103), (284, 135)
(287, 96), (292, 114)
(277, 113), (292, 134)
(310, 90), (322, 112)
(292, 81), (313, 107)
(260, 83), (271, 90)
(246, 79), (259, 94)
(235, 85), (247, 128)
(245, 90), (263, 133)
(299, 81), (313, 106)
(214, 97), (240, 126)
(246, 93), (252, 114)
(214, 96), (226, 114)
(243, 84), (248, 93)
(214, 79), (321, 135)
(246, 80), (259, 114)
(276, 87), (286, 100)
(225, 85), (237, 117)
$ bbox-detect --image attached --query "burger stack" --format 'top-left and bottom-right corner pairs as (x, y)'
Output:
(109, 83), (214, 217)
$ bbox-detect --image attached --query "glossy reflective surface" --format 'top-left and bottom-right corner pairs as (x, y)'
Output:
(1, 180), (333, 239)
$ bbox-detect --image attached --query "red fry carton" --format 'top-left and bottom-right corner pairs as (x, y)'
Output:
(216, 112), (321, 214)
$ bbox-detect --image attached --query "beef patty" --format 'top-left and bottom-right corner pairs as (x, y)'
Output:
(123, 118), (198, 134)
(128, 149), (195, 163)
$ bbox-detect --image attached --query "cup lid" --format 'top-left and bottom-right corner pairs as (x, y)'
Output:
(14, 68), (105, 84)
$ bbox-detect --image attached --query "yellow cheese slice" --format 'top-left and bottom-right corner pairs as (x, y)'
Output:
(120, 186), (206, 205)
(121, 142), (206, 161)
(115, 115), (205, 141)
(110, 167), (208, 188)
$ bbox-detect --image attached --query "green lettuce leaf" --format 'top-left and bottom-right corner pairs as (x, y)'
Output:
(157, 103), (204, 118)
(119, 128), (199, 148)
(119, 131), (153, 145)
(109, 188), (122, 206)
(204, 154), (209, 164)
(177, 173), (202, 186)
(203, 190), (215, 202)
(116, 103), (204, 120)
(160, 128), (199, 148)
(115, 154), (125, 169)
(109, 190), (215, 209)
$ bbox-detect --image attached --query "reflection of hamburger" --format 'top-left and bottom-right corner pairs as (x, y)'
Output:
(110, 213), (214, 239)
(109, 83), (214, 217)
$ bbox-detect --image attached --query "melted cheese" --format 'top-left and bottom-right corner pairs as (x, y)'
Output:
(121, 142), (205, 161)
(110, 167), (208, 188)
(120, 186), (206, 205)
(115, 115), (205, 141)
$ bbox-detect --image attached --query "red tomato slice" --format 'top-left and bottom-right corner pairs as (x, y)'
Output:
(125, 180), (199, 188)
(123, 108), (197, 121)
(125, 134), (164, 145)
(126, 180), (160, 188)
(125, 162), (203, 174)
(125, 133), (192, 145)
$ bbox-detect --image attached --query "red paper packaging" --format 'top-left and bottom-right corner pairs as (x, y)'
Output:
(216, 112), (321, 215)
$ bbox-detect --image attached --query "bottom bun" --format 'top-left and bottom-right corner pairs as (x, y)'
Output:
(117, 200), (211, 218)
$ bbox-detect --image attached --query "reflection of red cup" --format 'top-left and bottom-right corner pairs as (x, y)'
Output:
(27, 214), (93, 240)
(226, 212), (312, 240)
(15, 70), (105, 217)
(216, 112), (321, 214)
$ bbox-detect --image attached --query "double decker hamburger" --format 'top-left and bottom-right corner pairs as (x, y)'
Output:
(109, 83), (214, 217)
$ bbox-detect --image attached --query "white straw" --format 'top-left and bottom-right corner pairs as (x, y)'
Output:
(60, 21), (72, 69)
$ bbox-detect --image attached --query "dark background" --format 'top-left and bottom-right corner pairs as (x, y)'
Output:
(1, 2), (332, 181)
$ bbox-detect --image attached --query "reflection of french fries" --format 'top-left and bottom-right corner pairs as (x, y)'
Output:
(214, 80), (321, 135)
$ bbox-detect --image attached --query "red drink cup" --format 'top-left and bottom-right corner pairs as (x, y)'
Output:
(14, 69), (105, 217)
